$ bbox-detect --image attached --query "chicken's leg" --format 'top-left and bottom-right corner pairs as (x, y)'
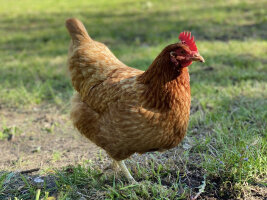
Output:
(113, 160), (136, 183)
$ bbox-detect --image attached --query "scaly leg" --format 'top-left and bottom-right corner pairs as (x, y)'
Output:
(113, 159), (137, 183)
(111, 159), (120, 171)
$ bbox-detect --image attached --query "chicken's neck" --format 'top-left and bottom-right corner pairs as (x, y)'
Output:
(138, 54), (191, 111)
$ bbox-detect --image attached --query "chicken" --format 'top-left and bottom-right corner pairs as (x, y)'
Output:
(65, 18), (204, 183)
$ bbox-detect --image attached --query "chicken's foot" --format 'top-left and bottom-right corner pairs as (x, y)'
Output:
(113, 160), (137, 183)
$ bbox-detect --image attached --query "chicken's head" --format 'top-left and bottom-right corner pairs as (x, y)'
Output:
(170, 32), (204, 68)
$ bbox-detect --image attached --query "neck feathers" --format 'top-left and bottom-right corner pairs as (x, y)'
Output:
(138, 50), (191, 111)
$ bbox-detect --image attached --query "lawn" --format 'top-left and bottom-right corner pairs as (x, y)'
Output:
(0, 0), (266, 199)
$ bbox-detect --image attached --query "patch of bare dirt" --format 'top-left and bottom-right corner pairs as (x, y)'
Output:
(0, 106), (101, 171)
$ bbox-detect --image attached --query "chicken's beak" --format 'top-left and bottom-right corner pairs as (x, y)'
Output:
(190, 52), (205, 63)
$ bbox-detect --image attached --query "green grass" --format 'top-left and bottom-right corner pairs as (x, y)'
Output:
(0, 0), (266, 199)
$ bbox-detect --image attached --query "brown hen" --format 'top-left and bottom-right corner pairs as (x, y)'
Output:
(65, 18), (204, 182)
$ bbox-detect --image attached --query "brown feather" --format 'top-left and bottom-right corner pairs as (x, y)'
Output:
(66, 18), (191, 161)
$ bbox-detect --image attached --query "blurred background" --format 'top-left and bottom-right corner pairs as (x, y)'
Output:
(0, 0), (266, 199)
(0, 0), (266, 107)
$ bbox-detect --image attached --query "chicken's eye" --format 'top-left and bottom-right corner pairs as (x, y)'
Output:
(180, 50), (186, 54)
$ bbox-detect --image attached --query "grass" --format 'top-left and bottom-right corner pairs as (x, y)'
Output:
(0, 0), (266, 199)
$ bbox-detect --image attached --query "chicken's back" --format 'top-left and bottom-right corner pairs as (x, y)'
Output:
(66, 18), (134, 98)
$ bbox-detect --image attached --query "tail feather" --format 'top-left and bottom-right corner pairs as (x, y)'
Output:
(65, 18), (92, 44)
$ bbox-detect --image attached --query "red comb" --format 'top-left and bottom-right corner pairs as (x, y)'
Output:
(178, 31), (198, 52)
